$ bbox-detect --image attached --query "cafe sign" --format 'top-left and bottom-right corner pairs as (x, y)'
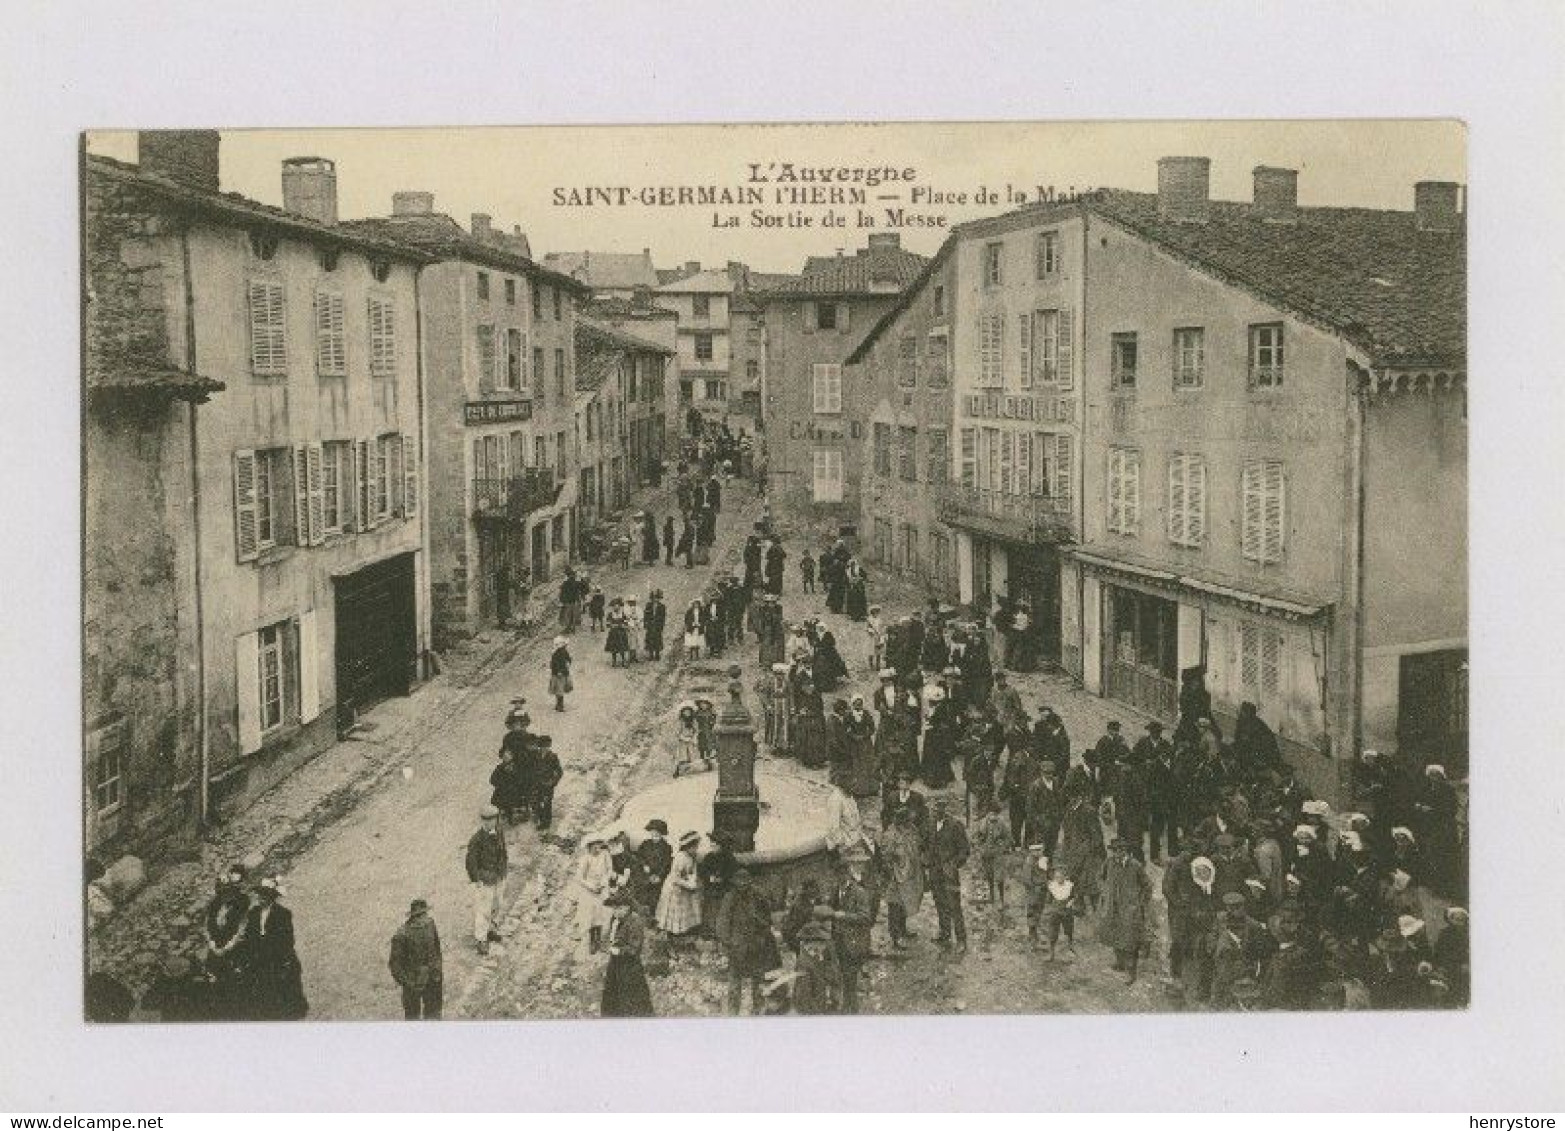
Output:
(464, 399), (533, 426)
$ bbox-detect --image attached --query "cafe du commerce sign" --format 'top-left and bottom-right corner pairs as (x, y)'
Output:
(464, 399), (533, 427)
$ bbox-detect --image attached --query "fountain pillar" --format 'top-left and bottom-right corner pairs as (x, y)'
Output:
(712, 664), (761, 851)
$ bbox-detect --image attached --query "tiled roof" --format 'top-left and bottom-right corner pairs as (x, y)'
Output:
(87, 351), (226, 402)
(1091, 190), (1465, 368)
(86, 154), (434, 265)
(763, 244), (930, 299)
(846, 235), (958, 365)
(655, 268), (734, 295)
(587, 295), (678, 321)
(575, 317), (674, 358)
(339, 215), (586, 294)
(541, 251), (660, 291)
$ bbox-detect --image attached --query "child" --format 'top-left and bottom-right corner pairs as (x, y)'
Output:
(1039, 862), (1081, 960)
(792, 918), (842, 1015)
(531, 735), (564, 830)
(973, 801), (1012, 905)
(694, 699), (718, 771)
(574, 837), (614, 955)
(866, 605), (885, 672)
(800, 551), (817, 594)
(588, 586), (606, 631)
(673, 702), (701, 777)
(1024, 844), (1051, 943)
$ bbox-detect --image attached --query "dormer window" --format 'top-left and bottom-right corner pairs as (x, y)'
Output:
(319, 248), (340, 272)
(249, 231), (279, 261)
(371, 260), (391, 283)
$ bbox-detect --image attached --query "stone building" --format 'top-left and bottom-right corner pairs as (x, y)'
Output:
(574, 318), (674, 514)
(946, 202), (1090, 671)
(757, 233), (929, 522)
(1070, 159), (1466, 800)
(846, 238), (960, 600)
(654, 266), (737, 419)
(85, 133), (435, 844)
(344, 198), (591, 646)
(541, 249), (660, 301)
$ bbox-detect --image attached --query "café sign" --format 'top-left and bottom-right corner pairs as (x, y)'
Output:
(464, 399), (533, 426)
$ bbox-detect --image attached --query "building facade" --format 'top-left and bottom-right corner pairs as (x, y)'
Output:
(541, 249), (660, 301)
(655, 267), (735, 419)
(1072, 159), (1466, 801)
(86, 134), (435, 838)
(574, 318), (674, 511)
(947, 205), (1089, 671)
(759, 233), (929, 522)
(848, 241), (960, 600)
(345, 196), (589, 646)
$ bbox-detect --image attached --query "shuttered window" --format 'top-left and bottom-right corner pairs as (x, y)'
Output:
(1167, 453), (1207, 547)
(897, 337), (919, 387)
(402, 433), (419, 519)
(356, 440), (374, 530)
(477, 324), (497, 391)
(1111, 332), (1137, 389)
(368, 296), (397, 377)
(248, 280), (288, 376)
(984, 241), (1004, 286)
(873, 423), (891, 475)
(1019, 311), (1033, 390)
(1108, 447), (1141, 535)
(999, 430), (1014, 494)
(812, 448), (844, 503)
(234, 450), (260, 561)
(927, 428), (949, 484)
(926, 330), (949, 387)
(506, 329), (524, 390)
(321, 440), (353, 533)
(960, 427), (977, 487)
(812, 363), (843, 413)
(1174, 327), (1205, 389)
(898, 426), (918, 481)
(314, 291), (346, 377)
(376, 434), (396, 520)
(1035, 230), (1059, 278)
(1036, 431), (1073, 499)
(1242, 459), (1286, 563)
(979, 312), (1005, 387)
(1240, 620), (1283, 696)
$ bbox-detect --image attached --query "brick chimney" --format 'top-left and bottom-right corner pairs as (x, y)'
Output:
(1157, 156), (1211, 223)
(684, 260), (701, 275)
(139, 130), (220, 191)
(1414, 181), (1463, 233)
(867, 232), (902, 250)
(281, 156), (337, 225)
(393, 190), (434, 216)
(1252, 166), (1298, 223)
(471, 213), (493, 241)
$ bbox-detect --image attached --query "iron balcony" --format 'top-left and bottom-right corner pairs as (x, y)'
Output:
(936, 482), (1075, 544)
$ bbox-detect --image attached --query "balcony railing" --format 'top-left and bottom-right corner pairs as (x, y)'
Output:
(472, 469), (559, 520)
(937, 483), (1075, 544)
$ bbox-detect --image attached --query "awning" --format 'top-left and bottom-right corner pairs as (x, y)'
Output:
(1069, 548), (1329, 620)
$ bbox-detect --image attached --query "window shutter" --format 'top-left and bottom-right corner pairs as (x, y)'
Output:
(1017, 432), (1032, 494)
(837, 303), (850, 333)
(236, 631), (262, 754)
(1168, 456), (1187, 544)
(1125, 451), (1141, 531)
(356, 440), (373, 531)
(1188, 458), (1207, 545)
(1055, 433), (1073, 501)
(292, 445), (310, 546)
(403, 432), (418, 518)
(1019, 312), (1033, 389)
(1057, 307), (1075, 390)
(1264, 462), (1285, 562)
(477, 325), (496, 393)
(248, 281), (287, 375)
(315, 291), (346, 376)
(1240, 621), (1259, 689)
(339, 442), (356, 532)
(1242, 461), (1263, 560)
(803, 302), (817, 334)
(1262, 629), (1281, 695)
(999, 431), (1014, 494)
(298, 610), (320, 723)
(306, 443), (324, 545)
(233, 450), (259, 562)
(1108, 450), (1123, 532)
(388, 434), (405, 516)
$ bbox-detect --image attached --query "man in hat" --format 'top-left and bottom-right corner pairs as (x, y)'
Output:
(1136, 721), (1179, 862)
(1208, 889), (1276, 1009)
(466, 806), (509, 955)
(531, 735), (564, 832)
(820, 847), (875, 1012)
(644, 588), (668, 660)
(1024, 759), (1066, 859)
(716, 867), (781, 1015)
(1099, 836), (1150, 985)
(388, 898), (443, 1020)
(928, 797), (971, 954)
(1087, 721), (1130, 796)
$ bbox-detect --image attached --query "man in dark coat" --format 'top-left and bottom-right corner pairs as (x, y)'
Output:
(1032, 708), (1071, 779)
(1231, 701), (1281, 778)
(822, 848), (875, 1012)
(928, 798), (971, 952)
(1137, 722), (1179, 862)
(716, 868), (780, 1015)
(880, 772), (930, 838)
(1024, 761), (1066, 857)
(644, 589), (668, 660)
(663, 516), (677, 565)
(466, 805), (509, 954)
(1000, 738), (1040, 848)
(1117, 750), (1152, 861)
(388, 898), (443, 1020)
(636, 820), (674, 904)
(765, 540), (786, 595)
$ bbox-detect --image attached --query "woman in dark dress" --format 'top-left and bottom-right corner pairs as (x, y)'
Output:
(600, 891), (654, 1017)
(844, 560), (868, 621)
(791, 675), (828, 769)
(640, 512), (660, 565)
(812, 631), (849, 694)
(243, 879), (308, 1020)
(919, 688), (960, 788)
(604, 600), (629, 666)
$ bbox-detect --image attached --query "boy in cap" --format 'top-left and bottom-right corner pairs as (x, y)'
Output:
(465, 806), (509, 954)
(388, 898), (443, 1019)
(531, 735), (564, 831)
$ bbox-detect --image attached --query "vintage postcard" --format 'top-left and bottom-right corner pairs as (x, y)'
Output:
(81, 121), (1467, 1023)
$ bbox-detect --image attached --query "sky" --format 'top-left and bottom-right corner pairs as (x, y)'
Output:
(87, 121), (1465, 275)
